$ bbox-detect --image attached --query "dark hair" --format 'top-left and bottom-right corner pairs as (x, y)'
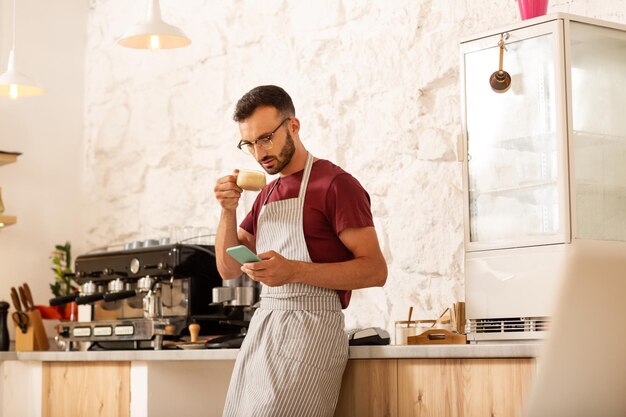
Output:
(233, 85), (296, 122)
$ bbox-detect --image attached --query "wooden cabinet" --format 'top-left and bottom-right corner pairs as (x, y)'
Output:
(37, 360), (235, 417)
(457, 359), (535, 417)
(42, 362), (130, 417)
(335, 358), (535, 417)
(334, 360), (398, 417)
(398, 359), (463, 417)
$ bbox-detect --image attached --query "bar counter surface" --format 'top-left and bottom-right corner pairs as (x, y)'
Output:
(1, 342), (541, 361)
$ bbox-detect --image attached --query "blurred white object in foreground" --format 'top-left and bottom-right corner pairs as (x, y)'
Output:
(524, 240), (626, 417)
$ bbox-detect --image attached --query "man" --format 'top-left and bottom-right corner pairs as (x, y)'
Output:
(214, 85), (387, 417)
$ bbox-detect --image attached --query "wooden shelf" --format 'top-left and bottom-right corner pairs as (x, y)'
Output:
(1, 151), (20, 227)
(0, 215), (17, 227)
(0, 153), (19, 166)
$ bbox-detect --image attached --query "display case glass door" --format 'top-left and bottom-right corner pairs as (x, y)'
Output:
(569, 22), (626, 242)
(461, 21), (570, 251)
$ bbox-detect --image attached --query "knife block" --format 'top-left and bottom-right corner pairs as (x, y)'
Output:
(15, 322), (36, 351)
(15, 310), (49, 351)
(29, 309), (49, 350)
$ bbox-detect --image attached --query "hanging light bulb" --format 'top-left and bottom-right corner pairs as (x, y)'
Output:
(117, 0), (191, 50)
(0, 0), (45, 99)
(149, 35), (161, 51)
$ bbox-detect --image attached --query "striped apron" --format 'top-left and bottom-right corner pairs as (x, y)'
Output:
(222, 153), (349, 417)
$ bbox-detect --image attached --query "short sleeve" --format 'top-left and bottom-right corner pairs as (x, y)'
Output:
(240, 209), (255, 236)
(326, 173), (374, 235)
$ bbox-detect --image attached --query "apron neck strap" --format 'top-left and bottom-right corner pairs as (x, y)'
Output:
(261, 152), (314, 207)
(297, 153), (314, 202)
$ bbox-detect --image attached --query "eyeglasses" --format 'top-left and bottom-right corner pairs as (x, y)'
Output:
(237, 118), (291, 155)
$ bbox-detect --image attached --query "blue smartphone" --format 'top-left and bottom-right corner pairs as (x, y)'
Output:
(226, 245), (261, 264)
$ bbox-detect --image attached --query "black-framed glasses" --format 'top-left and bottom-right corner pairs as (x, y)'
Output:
(237, 118), (291, 155)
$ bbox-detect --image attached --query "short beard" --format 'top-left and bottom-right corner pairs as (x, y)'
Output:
(260, 130), (295, 175)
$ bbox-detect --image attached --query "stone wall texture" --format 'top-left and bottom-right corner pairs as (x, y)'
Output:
(84, 0), (626, 332)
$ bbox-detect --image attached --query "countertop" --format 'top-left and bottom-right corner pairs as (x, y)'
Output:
(0, 352), (17, 361)
(2, 343), (542, 362)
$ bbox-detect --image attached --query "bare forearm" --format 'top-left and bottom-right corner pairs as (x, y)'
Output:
(215, 209), (243, 279)
(242, 228), (387, 290)
(291, 256), (387, 290)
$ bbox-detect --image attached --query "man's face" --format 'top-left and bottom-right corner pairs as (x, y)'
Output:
(238, 106), (295, 175)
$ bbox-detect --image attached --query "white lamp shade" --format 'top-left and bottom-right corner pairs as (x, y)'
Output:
(117, 0), (191, 50)
(117, 22), (191, 49)
(0, 50), (45, 98)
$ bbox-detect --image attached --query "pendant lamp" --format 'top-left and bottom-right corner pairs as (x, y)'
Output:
(0, 0), (45, 99)
(117, 0), (191, 50)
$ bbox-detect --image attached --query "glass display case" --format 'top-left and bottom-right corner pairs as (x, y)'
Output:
(459, 14), (626, 342)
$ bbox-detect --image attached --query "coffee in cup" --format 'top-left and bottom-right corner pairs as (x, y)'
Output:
(236, 169), (267, 191)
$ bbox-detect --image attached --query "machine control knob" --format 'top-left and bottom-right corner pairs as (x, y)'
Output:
(130, 258), (140, 275)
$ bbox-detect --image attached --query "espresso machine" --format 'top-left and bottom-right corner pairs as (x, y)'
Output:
(209, 272), (260, 347)
(52, 243), (259, 350)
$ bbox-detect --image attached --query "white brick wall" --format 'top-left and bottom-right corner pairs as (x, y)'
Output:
(84, 0), (626, 333)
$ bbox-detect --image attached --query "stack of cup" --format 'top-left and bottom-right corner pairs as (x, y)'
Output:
(394, 320), (417, 345)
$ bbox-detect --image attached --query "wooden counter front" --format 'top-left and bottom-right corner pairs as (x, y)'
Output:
(335, 358), (535, 417)
(2, 345), (539, 417)
(35, 357), (534, 417)
(42, 362), (130, 417)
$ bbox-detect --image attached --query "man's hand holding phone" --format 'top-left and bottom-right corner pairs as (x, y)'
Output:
(226, 246), (296, 287)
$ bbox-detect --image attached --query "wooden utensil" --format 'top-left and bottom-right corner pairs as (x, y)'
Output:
(189, 323), (200, 343)
(489, 33), (512, 93)
(162, 340), (207, 348)
(430, 307), (450, 328)
(407, 306), (413, 328)
(455, 301), (466, 334)
(452, 303), (457, 326)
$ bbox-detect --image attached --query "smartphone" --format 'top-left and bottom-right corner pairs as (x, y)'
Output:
(226, 245), (261, 264)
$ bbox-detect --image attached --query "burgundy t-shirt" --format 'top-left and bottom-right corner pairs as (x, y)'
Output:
(240, 159), (374, 309)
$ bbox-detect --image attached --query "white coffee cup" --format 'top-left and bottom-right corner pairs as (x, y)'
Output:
(237, 169), (266, 191)
(395, 325), (417, 345)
